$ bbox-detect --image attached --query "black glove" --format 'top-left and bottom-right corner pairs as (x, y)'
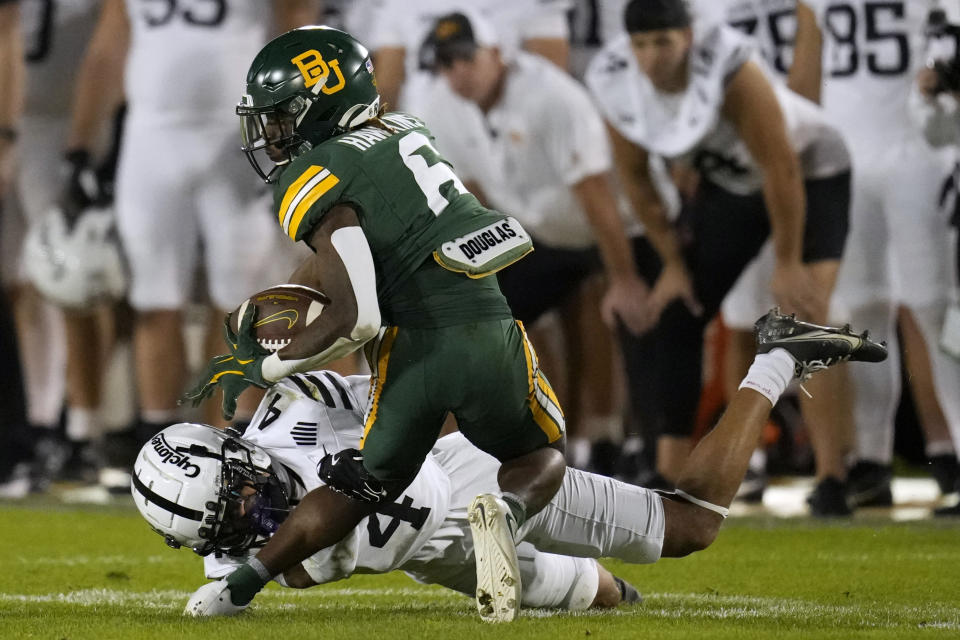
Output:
(60, 149), (106, 223)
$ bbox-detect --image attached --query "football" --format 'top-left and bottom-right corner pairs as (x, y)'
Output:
(229, 284), (330, 352)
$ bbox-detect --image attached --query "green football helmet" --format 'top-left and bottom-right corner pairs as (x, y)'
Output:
(238, 26), (381, 182)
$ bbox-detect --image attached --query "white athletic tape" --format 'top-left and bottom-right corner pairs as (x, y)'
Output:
(674, 489), (730, 518)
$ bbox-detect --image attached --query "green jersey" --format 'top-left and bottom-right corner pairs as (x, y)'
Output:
(274, 112), (530, 327)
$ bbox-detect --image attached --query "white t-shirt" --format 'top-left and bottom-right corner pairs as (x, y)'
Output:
(20, 0), (101, 117)
(204, 372), (451, 584)
(421, 51), (641, 249)
(587, 23), (849, 195)
(366, 0), (571, 112)
(123, 0), (270, 125)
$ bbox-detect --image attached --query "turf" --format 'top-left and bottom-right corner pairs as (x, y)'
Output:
(1, 499), (958, 639)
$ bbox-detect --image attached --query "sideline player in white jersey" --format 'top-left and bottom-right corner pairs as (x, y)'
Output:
(2, 0), (127, 491)
(0, 0), (29, 494)
(585, 0), (852, 488)
(801, 0), (960, 506)
(131, 310), (886, 617)
(416, 11), (651, 472)
(687, 0), (857, 515)
(367, 0), (572, 114)
(912, 33), (960, 510)
(65, 0), (319, 444)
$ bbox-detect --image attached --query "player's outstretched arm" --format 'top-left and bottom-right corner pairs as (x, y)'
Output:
(261, 204), (381, 382)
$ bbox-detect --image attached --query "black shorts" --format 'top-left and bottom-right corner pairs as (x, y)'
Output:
(496, 239), (602, 324)
(632, 172), (851, 314)
(621, 171), (851, 439)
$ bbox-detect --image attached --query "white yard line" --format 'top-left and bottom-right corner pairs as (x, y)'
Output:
(0, 587), (957, 630)
(0, 586), (459, 607)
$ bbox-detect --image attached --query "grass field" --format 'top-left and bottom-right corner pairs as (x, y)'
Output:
(2, 495), (958, 639)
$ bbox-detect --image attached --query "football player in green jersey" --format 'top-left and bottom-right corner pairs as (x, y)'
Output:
(183, 25), (578, 623)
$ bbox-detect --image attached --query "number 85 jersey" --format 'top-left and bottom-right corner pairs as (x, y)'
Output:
(204, 371), (452, 583)
(803, 0), (942, 156)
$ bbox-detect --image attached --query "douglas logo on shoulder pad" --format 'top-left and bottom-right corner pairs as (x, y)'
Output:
(434, 216), (533, 278)
(151, 434), (201, 478)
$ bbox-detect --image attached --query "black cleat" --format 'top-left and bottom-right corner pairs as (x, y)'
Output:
(613, 576), (643, 605)
(846, 461), (893, 508)
(934, 502), (960, 517)
(754, 308), (888, 380)
(928, 455), (959, 496)
(807, 476), (852, 517)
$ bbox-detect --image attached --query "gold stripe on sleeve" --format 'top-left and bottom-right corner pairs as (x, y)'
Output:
(278, 165), (323, 229)
(287, 172), (341, 240)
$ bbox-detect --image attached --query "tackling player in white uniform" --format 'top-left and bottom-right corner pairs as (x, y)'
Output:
(136, 373), (639, 612)
(130, 311), (887, 617)
(800, 0), (960, 505)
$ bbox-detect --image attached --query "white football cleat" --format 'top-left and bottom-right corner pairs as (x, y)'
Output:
(184, 581), (248, 617)
(468, 493), (521, 623)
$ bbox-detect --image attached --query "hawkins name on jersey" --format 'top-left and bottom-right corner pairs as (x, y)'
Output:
(203, 371), (451, 584)
(273, 112), (532, 298)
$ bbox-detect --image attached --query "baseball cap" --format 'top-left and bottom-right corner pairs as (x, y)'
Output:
(419, 11), (500, 71)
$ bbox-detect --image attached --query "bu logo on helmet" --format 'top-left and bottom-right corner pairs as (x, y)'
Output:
(291, 49), (346, 95)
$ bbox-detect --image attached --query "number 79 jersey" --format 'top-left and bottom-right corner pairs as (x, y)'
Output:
(273, 112), (524, 316)
(203, 371), (452, 583)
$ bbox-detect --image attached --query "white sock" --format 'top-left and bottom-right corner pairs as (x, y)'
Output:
(926, 440), (956, 458)
(140, 408), (180, 424)
(66, 407), (101, 441)
(567, 437), (591, 469)
(738, 349), (796, 407)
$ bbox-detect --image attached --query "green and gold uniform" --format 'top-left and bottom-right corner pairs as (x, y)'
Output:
(274, 112), (564, 484)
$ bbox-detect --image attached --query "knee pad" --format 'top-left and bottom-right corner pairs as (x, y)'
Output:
(317, 448), (410, 504)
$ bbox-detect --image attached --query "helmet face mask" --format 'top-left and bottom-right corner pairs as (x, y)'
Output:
(212, 452), (292, 553)
(238, 95), (316, 183)
(237, 26), (381, 183)
(131, 424), (292, 557)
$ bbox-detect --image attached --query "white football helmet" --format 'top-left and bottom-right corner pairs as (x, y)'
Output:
(23, 205), (127, 309)
(131, 423), (292, 557)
